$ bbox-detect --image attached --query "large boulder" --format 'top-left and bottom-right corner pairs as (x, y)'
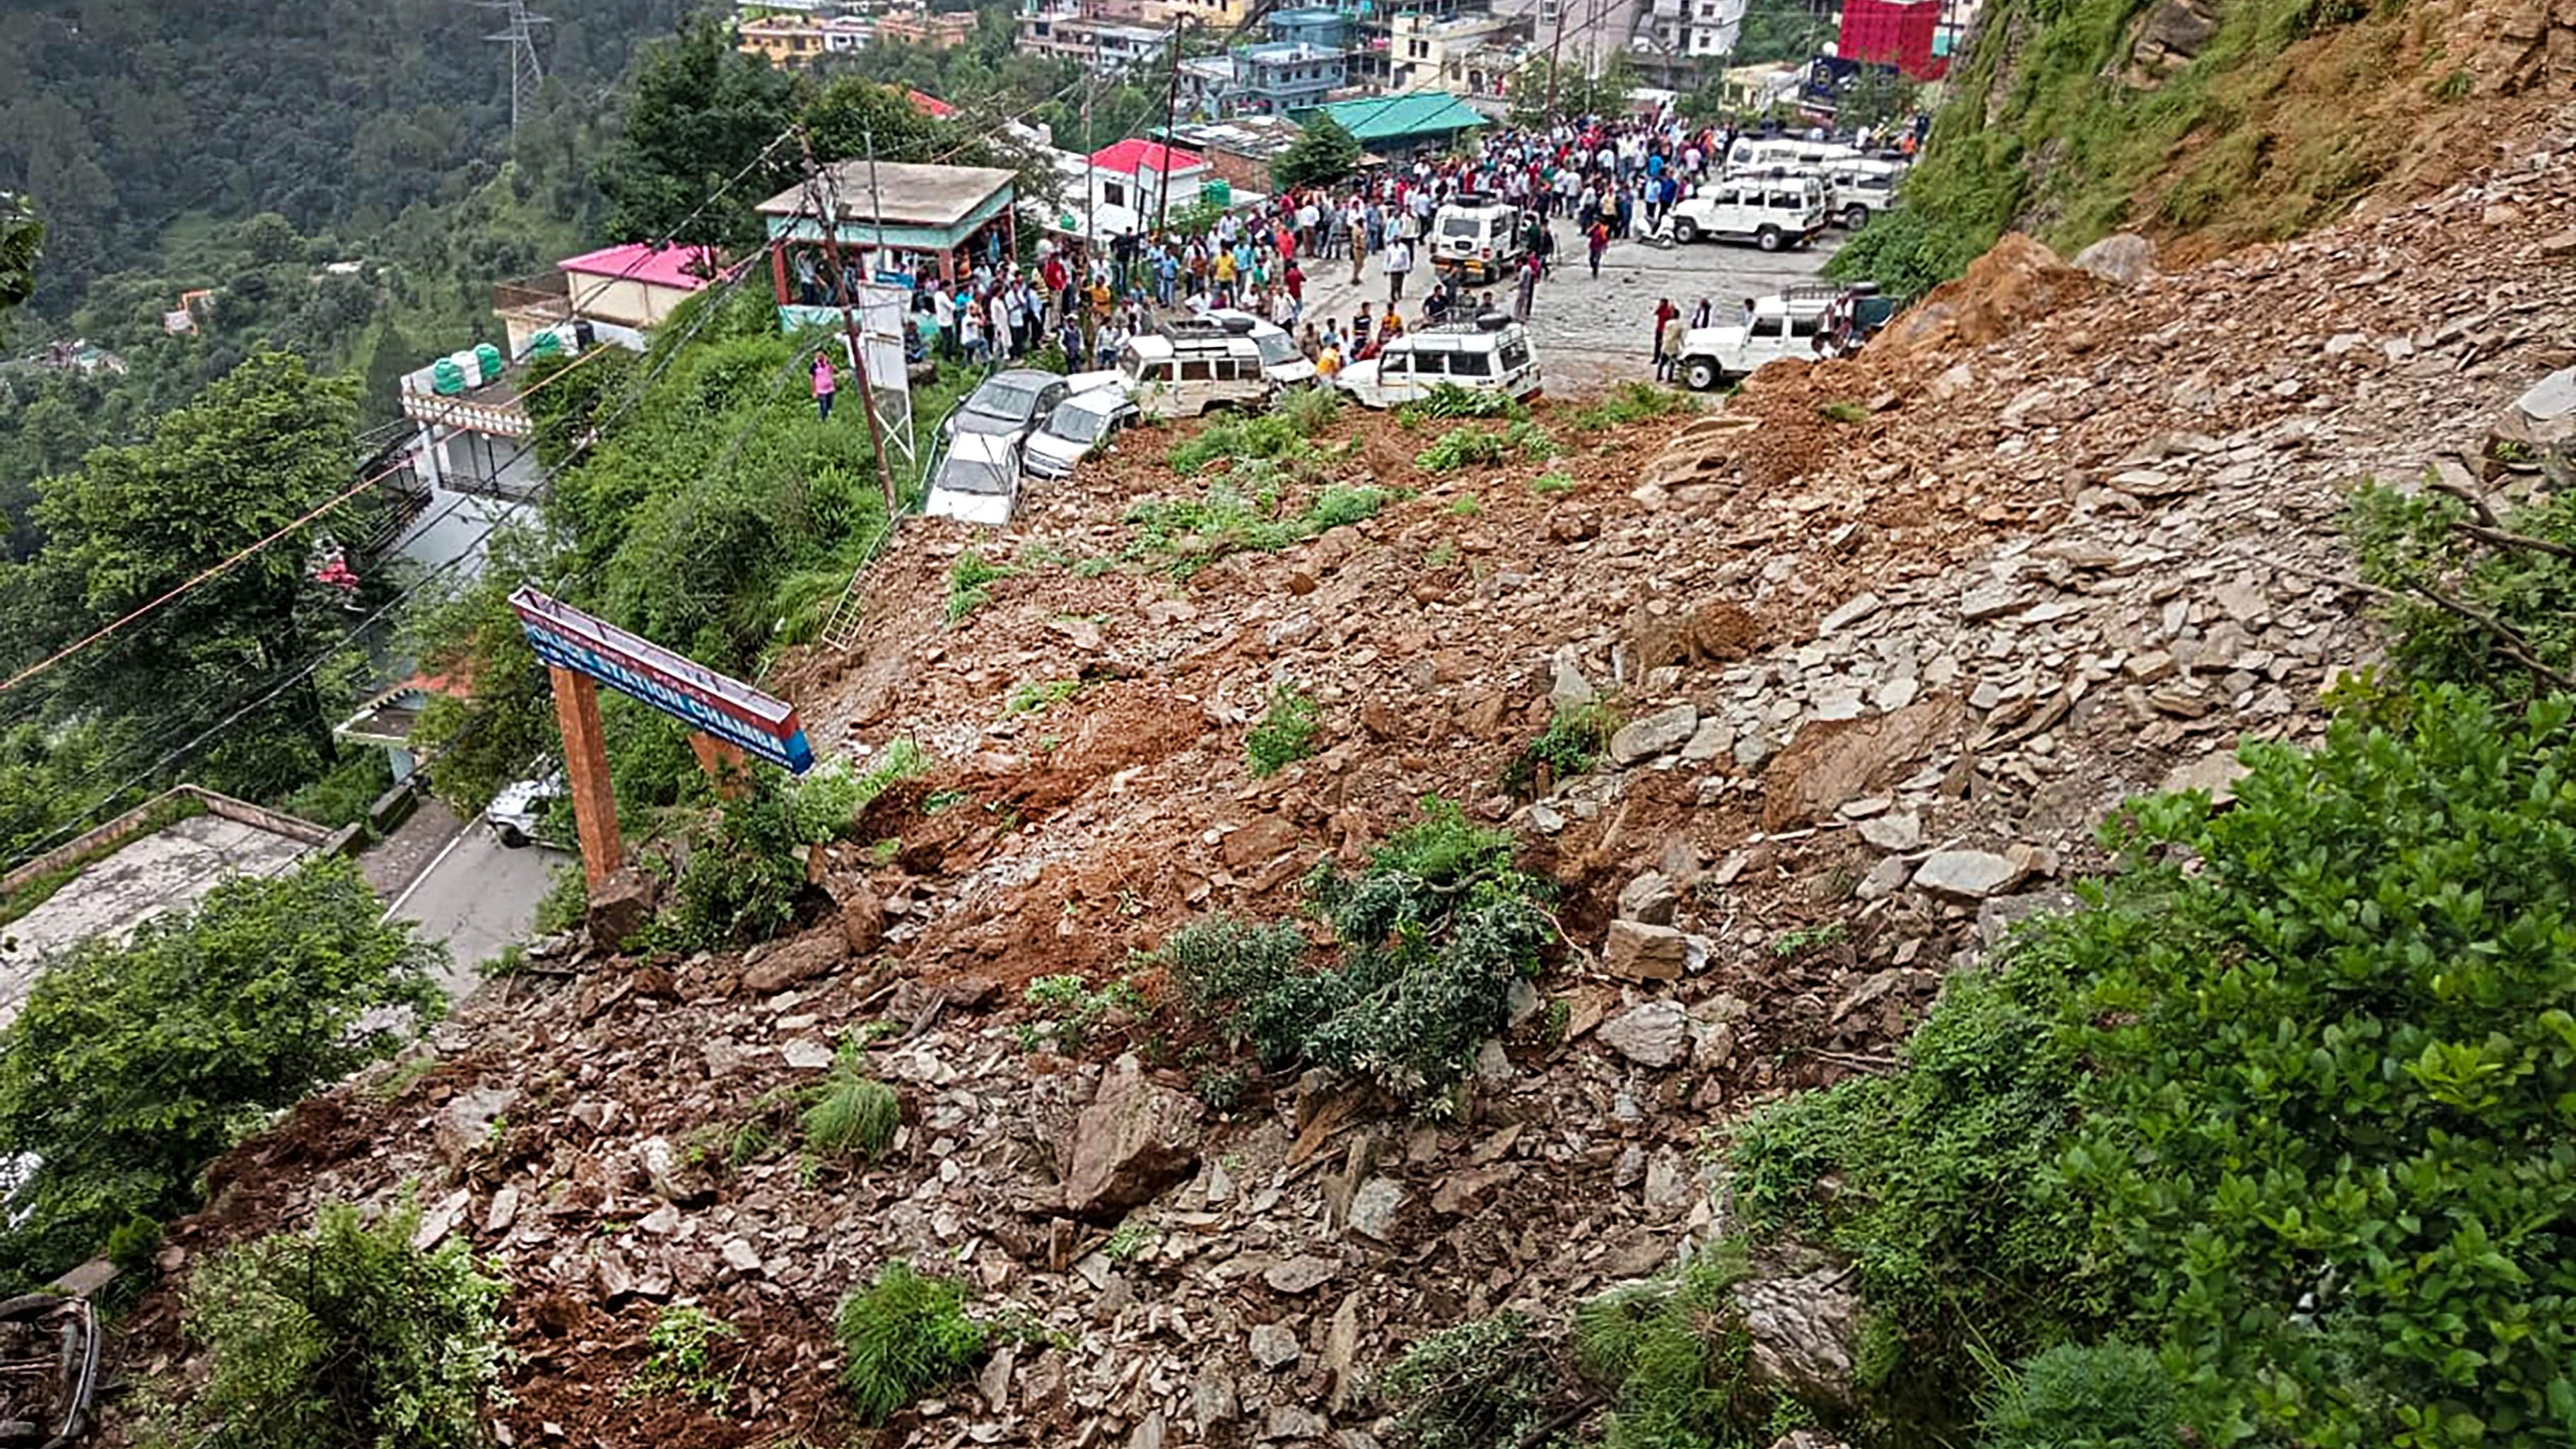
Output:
(1873, 234), (2098, 366)
(585, 869), (657, 948)
(742, 927), (848, 995)
(1063, 1055), (1204, 1218)
(1735, 1265), (1864, 1404)
(2071, 233), (2158, 286)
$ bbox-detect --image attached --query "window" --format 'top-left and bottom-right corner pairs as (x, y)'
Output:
(1751, 317), (1784, 339)
(1768, 190), (1805, 211)
(1412, 349), (1448, 377)
(1104, 180), (1127, 207)
(1451, 348), (1493, 377)
(1181, 358), (1213, 380)
(1499, 338), (1530, 370)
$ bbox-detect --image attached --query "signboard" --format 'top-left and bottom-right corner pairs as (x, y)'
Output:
(508, 587), (816, 773)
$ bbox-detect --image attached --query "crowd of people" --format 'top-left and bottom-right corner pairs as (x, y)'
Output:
(780, 110), (1919, 382)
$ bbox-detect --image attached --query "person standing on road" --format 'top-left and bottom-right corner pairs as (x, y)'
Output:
(1384, 236), (1414, 304)
(811, 349), (836, 422)
(1585, 219), (1610, 279)
(1651, 298), (1679, 379)
(1514, 252), (1540, 322)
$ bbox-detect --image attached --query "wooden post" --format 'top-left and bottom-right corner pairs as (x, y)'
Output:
(549, 666), (623, 888)
(689, 732), (751, 798)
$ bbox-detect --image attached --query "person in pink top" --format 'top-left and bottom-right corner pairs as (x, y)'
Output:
(812, 350), (836, 423)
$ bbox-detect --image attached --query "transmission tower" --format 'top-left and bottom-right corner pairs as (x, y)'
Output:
(478, 0), (551, 136)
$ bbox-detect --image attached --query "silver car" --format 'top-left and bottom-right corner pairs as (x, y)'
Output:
(1023, 389), (1139, 479)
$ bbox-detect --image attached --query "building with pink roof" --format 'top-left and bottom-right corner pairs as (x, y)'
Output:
(491, 241), (727, 358)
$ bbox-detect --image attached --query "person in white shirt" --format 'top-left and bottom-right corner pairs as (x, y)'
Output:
(1383, 237), (1414, 303)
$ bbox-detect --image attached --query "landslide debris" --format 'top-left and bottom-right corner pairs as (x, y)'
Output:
(102, 126), (2576, 1448)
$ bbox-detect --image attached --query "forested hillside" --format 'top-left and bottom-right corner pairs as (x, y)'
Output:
(0, 0), (693, 312)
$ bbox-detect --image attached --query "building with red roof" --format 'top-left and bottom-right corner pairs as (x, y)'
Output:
(1083, 139), (1212, 231)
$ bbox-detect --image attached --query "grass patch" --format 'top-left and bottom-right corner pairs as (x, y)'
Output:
(1530, 471), (1576, 496)
(1246, 685), (1321, 778)
(1569, 382), (1698, 431)
(836, 1260), (988, 1424)
(1123, 483), (1397, 578)
(1395, 382), (1528, 425)
(631, 1304), (743, 1411)
(1020, 973), (1147, 1055)
(944, 551), (1012, 624)
(1007, 677), (1084, 715)
(802, 1046), (902, 1160)
(1817, 399), (1871, 426)
(1502, 702), (1620, 797)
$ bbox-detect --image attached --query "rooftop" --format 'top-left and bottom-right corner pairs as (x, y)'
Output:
(1299, 89), (1487, 143)
(1164, 115), (1306, 159)
(1088, 139), (1208, 176)
(1239, 40), (1345, 63)
(907, 88), (959, 118)
(754, 160), (1019, 227)
(556, 242), (722, 291)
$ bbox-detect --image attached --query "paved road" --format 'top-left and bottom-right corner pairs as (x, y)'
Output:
(1290, 219), (1842, 391)
(370, 799), (570, 993)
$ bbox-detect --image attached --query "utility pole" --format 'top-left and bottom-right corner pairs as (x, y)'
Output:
(1154, 12), (1188, 240)
(1543, 0), (1571, 119)
(797, 130), (898, 516)
(477, 0), (550, 139)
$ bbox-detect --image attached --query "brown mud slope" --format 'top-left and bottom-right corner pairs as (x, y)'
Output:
(105, 123), (2576, 1448)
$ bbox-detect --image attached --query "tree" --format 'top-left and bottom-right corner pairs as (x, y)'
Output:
(16, 349), (365, 799)
(1731, 0), (1834, 66)
(0, 857), (444, 1286)
(1272, 115), (1361, 192)
(595, 16), (801, 254)
(0, 192), (39, 312)
(1506, 53), (1640, 128)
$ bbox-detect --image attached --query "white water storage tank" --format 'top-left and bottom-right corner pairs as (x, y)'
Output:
(450, 349), (486, 387)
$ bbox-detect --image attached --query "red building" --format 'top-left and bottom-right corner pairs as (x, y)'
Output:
(1837, 0), (1945, 80)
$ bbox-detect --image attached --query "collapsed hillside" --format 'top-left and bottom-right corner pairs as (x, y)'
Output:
(1851, 0), (2576, 288)
(107, 122), (2576, 1447)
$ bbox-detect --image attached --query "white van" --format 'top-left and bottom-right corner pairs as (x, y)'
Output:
(1066, 315), (1276, 419)
(1671, 287), (1856, 391)
(1428, 194), (1527, 284)
(1820, 158), (1905, 230)
(1660, 175), (1829, 252)
(1203, 307), (1318, 387)
(1335, 313), (1542, 410)
(1723, 137), (1866, 176)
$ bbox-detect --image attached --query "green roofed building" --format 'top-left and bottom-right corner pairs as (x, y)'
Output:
(1294, 90), (1486, 158)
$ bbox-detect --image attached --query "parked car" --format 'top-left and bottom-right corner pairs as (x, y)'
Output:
(1067, 315), (1275, 419)
(1819, 159), (1906, 230)
(1024, 388), (1139, 479)
(1428, 193), (1528, 284)
(1202, 308), (1318, 387)
(943, 368), (1069, 442)
(1658, 175), (1830, 252)
(925, 430), (1024, 525)
(488, 772), (566, 848)
(1335, 312), (1542, 410)
(1670, 287), (1858, 391)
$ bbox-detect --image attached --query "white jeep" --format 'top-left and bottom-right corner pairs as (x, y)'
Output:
(1673, 287), (1856, 390)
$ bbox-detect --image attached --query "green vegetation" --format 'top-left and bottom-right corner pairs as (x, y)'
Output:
(1124, 483), (1397, 578)
(1395, 382), (1528, 425)
(160, 1200), (507, 1449)
(836, 1260), (990, 1423)
(633, 1304), (744, 1411)
(1021, 973), (1147, 1055)
(1448, 492), (1482, 518)
(1246, 685), (1322, 777)
(1834, 0), (2413, 295)
(1978, 1341), (2183, 1449)
(1416, 421), (1555, 474)
(1380, 1311), (1562, 1449)
(945, 550), (1012, 624)
(1530, 471), (1578, 497)
(652, 751), (920, 951)
(1569, 382), (1698, 432)
(803, 1054), (902, 1161)
(1502, 702), (1619, 797)
(0, 859), (440, 1288)
(1576, 1242), (1808, 1448)
(1728, 684), (2576, 1444)
(2348, 474), (2576, 700)
(1767, 921), (1848, 958)
(1816, 400), (1870, 426)
(533, 861), (589, 937)
(1272, 114), (1362, 191)
(1007, 677), (1084, 714)
(1162, 799), (1550, 1106)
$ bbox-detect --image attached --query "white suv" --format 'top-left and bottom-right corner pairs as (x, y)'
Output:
(1428, 194), (1527, 284)
(1660, 175), (1829, 252)
(1673, 287), (1856, 391)
(1067, 315), (1275, 419)
(1334, 312), (1542, 410)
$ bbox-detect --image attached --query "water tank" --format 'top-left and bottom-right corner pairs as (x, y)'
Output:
(1200, 179), (1233, 209)
(431, 358), (466, 396)
(447, 349), (484, 387)
(528, 331), (564, 362)
(474, 343), (504, 381)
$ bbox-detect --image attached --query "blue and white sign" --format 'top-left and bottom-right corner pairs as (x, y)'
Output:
(510, 587), (816, 773)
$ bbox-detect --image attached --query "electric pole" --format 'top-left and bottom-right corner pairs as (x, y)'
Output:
(797, 130), (898, 516)
(478, 0), (550, 138)
(1155, 12), (1188, 240)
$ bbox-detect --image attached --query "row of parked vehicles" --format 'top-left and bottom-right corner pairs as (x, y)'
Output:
(925, 309), (1544, 523)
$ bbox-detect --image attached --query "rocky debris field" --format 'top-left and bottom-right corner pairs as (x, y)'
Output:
(107, 113), (2576, 1449)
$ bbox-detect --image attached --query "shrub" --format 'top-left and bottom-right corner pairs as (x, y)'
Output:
(1574, 1240), (1803, 1449)
(1977, 1342), (2183, 1449)
(1124, 483), (1395, 577)
(1395, 382), (1527, 424)
(944, 551), (1011, 623)
(836, 1260), (988, 1423)
(532, 861), (587, 936)
(804, 1067), (901, 1160)
(1501, 702), (1619, 797)
(1007, 677), (1083, 714)
(1569, 382), (1697, 431)
(0, 860), (443, 1288)
(1530, 471), (1576, 496)
(653, 756), (918, 952)
(1275, 382), (1343, 437)
(1415, 426), (1514, 474)
(1162, 799), (1551, 1105)
(1169, 409), (1323, 474)
(2347, 475), (2576, 700)
(633, 1303), (744, 1410)
(1380, 1310), (1561, 1449)
(1021, 973), (1147, 1055)
(1246, 685), (1321, 777)
(171, 1200), (508, 1449)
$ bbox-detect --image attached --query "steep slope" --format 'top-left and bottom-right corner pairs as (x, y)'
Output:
(1845, 0), (2576, 288)
(104, 125), (2576, 1446)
